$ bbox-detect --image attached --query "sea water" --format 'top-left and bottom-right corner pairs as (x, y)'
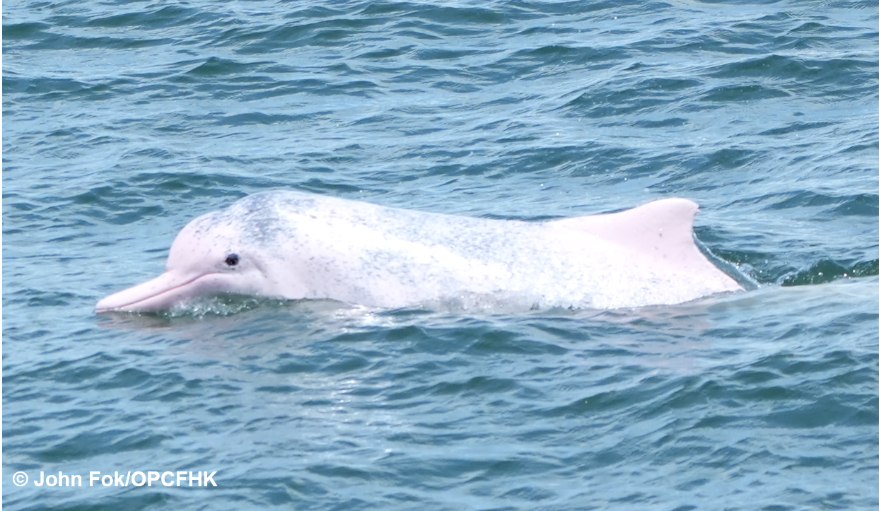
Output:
(3, 1), (879, 509)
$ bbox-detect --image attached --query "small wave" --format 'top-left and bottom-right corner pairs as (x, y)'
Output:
(159, 295), (294, 318)
(701, 84), (790, 102)
(708, 54), (878, 95)
(763, 191), (879, 217)
(782, 259), (879, 286)
(184, 57), (263, 77)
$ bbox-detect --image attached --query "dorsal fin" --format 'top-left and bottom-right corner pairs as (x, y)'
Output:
(549, 198), (720, 273)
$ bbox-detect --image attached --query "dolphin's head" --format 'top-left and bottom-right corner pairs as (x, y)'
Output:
(95, 202), (290, 313)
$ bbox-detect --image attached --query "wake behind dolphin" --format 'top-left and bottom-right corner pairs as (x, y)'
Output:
(95, 191), (743, 313)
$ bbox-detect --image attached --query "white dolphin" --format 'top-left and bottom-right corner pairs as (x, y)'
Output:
(95, 191), (742, 313)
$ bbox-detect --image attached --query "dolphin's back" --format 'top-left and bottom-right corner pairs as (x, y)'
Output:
(246, 191), (741, 310)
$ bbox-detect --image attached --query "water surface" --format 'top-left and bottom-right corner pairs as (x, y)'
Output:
(4, 1), (879, 509)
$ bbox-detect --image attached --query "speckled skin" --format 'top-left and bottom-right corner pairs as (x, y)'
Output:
(95, 191), (742, 312)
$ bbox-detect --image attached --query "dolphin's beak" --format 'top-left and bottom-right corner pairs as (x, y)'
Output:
(95, 271), (218, 313)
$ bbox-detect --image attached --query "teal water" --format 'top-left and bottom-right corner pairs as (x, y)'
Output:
(3, 1), (879, 509)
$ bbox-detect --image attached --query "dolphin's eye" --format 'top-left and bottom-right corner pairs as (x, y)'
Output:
(224, 254), (239, 267)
